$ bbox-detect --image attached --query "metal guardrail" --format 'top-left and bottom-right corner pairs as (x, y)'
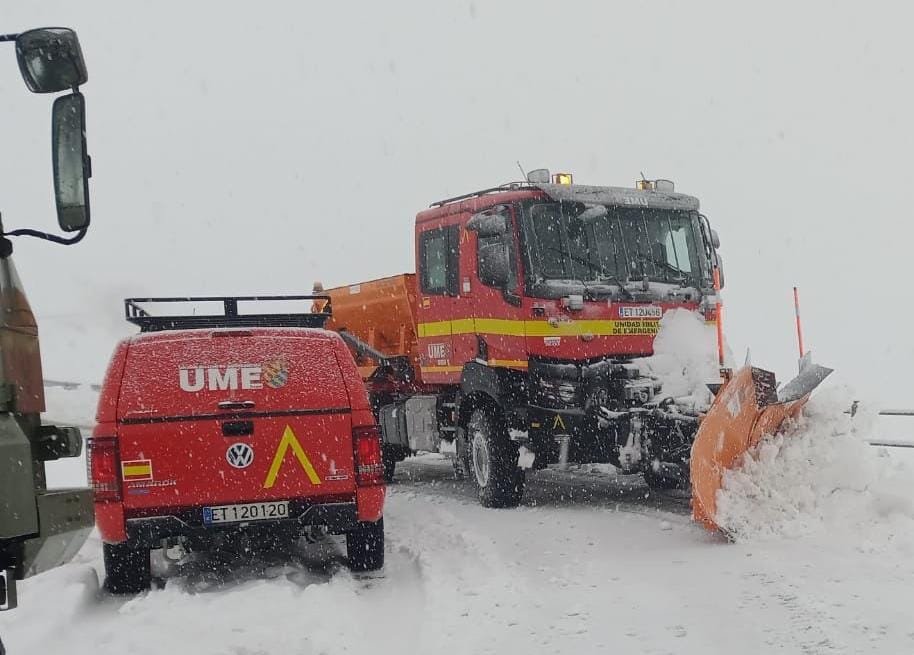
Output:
(43, 379), (100, 392)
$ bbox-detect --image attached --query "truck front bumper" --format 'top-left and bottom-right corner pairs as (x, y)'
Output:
(527, 405), (619, 466)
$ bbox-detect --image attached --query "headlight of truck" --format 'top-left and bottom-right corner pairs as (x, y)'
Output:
(535, 378), (582, 408)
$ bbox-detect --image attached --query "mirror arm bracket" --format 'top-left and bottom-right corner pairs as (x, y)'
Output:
(3, 226), (87, 246)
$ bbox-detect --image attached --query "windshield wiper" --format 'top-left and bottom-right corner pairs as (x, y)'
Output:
(596, 274), (635, 300)
(545, 246), (635, 300)
(636, 252), (688, 283)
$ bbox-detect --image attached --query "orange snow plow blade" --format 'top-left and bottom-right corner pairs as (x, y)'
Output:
(690, 354), (832, 532)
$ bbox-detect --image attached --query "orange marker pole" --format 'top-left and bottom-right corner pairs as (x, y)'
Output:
(713, 267), (724, 368)
(793, 286), (804, 358)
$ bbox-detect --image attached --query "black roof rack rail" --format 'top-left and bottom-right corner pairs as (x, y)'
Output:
(429, 181), (537, 207)
(124, 295), (332, 333)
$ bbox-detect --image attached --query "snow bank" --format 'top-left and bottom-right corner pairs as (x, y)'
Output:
(642, 308), (727, 408)
(716, 386), (914, 548)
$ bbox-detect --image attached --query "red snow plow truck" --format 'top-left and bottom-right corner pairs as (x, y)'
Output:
(323, 170), (831, 531)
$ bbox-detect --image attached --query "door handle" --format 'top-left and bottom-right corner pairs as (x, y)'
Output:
(217, 400), (255, 410)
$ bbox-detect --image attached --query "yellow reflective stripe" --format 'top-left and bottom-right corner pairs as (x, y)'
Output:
(417, 321), (451, 338)
(450, 318), (476, 334)
(421, 361), (526, 374)
(471, 318), (525, 336)
(417, 318), (661, 338)
(419, 365), (464, 373)
(487, 359), (528, 369)
(524, 319), (635, 337)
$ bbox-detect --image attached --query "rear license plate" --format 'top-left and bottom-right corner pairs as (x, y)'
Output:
(203, 501), (290, 525)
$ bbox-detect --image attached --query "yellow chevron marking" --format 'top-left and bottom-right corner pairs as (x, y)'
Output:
(263, 426), (321, 488)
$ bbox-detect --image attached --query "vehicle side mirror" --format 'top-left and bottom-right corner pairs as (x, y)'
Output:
(16, 28), (88, 94)
(52, 92), (90, 232)
(467, 206), (509, 237)
(710, 228), (721, 249)
(478, 240), (510, 288)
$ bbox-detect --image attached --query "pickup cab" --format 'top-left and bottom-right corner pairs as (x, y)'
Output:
(89, 296), (385, 593)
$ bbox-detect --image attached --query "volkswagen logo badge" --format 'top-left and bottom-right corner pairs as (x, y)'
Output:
(226, 442), (254, 469)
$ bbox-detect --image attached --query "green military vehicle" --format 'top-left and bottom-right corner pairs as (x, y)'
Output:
(0, 27), (95, 647)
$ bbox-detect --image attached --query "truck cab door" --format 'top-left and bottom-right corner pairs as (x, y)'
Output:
(416, 223), (460, 382)
(468, 205), (527, 370)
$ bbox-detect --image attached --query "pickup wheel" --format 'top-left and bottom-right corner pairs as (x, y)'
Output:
(103, 542), (151, 594)
(467, 408), (525, 508)
(347, 518), (385, 572)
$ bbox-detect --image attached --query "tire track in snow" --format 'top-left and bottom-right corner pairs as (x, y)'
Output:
(0, 532), (429, 655)
(395, 454), (693, 524)
(384, 492), (531, 654)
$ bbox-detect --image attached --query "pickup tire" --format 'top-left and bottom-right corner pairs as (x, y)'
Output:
(103, 542), (151, 594)
(467, 408), (525, 508)
(347, 519), (384, 571)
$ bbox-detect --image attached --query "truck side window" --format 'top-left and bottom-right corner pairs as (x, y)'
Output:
(419, 226), (459, 296)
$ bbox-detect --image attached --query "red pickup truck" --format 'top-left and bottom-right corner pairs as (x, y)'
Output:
(89, 296), (385, 593)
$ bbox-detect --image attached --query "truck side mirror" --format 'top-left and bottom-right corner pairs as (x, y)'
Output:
(467, 206), (509, 237)
(15, 28), (88, 94)
(52, 92), (90, 232)
(710, 228), (721, 249)
(478, 240), (510, 288)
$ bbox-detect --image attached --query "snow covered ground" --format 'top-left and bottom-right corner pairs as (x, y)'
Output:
(4, 385), (914, 654)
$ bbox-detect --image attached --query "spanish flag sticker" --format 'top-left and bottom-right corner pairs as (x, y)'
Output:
(121, 459), (153, 481)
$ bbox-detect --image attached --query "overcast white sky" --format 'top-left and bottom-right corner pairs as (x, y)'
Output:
(2, 1), (912, 406)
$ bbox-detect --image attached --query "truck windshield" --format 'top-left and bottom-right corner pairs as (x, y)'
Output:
(519, 200), (704, 291)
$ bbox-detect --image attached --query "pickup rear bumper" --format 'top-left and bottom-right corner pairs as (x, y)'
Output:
(121, 501), (359, 549)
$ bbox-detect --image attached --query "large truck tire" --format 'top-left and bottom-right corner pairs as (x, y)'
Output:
(466, 408), (525, 508)
(103, 542), (151, 594)
(347, 519), (385, 572)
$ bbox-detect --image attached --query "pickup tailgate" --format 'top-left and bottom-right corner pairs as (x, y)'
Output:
(116, 329), (356, 510)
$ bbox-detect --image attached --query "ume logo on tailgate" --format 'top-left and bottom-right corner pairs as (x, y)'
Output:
(179, 359), (288, 392)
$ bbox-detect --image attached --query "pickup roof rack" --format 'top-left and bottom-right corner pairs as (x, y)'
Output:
(124, 295), (332, 332)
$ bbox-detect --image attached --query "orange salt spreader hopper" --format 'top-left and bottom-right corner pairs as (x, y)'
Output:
(690, 353), (832, 532)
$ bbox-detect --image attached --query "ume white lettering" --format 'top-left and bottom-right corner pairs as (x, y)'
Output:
(179, 365), (264, 392)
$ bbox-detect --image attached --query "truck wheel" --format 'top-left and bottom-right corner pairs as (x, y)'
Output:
(103, 542), (151, 594)
(347, 518), (384, 572)
(467, 408), (525, 508)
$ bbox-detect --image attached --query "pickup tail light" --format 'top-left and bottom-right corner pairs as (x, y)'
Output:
(87, 437), (121, 502)
(353, 426), (384, 487)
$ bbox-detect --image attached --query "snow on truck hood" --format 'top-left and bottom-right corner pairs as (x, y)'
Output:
(536, 183), (700, 211)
